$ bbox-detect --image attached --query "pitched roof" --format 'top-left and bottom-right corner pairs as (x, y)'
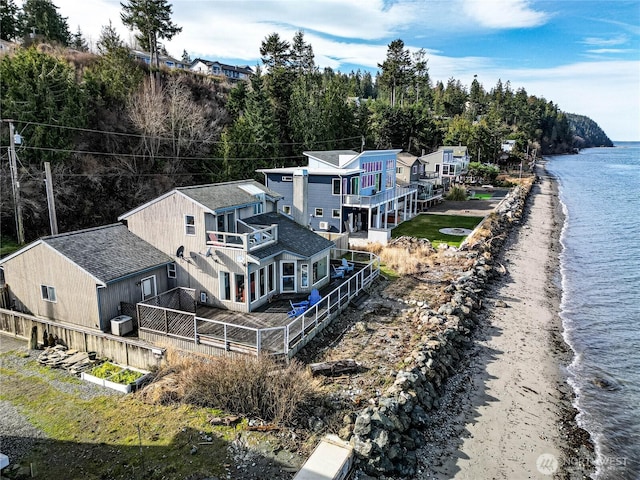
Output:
(243, 212), (334, 260)
(396, 153), (418, 167)
(39, 224), (172, 285)
(304, 150), (360, 167)
(176, 180), (282, 213)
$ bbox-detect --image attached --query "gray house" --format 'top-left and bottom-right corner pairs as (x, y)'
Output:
(118, 180), (335, 313)
(0, 224), (173, 332)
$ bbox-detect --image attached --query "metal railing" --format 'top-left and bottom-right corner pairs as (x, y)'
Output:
(342, 186), (417, 207)
(136, 250), (380, 359)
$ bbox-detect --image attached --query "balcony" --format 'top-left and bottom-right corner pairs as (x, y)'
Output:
(342, 186), (417, 208)
(206, 224), (277, 252)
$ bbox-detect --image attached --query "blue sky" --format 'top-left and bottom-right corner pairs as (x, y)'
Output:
(52, 0), (640, 140)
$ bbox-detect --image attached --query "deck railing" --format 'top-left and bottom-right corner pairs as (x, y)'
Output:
(205, 224), (277, 252)
(342, 186), (416, 207)
(136, 250), (380, 358)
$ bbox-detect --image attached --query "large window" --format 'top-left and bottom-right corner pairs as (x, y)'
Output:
(301, 264), (309, 288)
(312, 257), (328, 284)
(40, 285), (56, 303)
(185, 215), (195, 235)
(249, 271), (257, 302)
(259, 268), (266, 297)
(267, 263), (275, 293)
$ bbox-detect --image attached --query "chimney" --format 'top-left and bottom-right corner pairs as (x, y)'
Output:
(292, 169), (308, 227)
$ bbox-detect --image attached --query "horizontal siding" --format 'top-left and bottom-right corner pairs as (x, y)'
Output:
(307, 176), (342, 232)
(2, 243), (100, 329)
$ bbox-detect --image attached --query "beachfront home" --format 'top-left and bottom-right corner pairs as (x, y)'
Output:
(420, 146), (470, 189)
(258, 149), (418, 243)
(118, 180), (334, 313)
(130, 49), (187, 69)
(0, 224), (173, 333)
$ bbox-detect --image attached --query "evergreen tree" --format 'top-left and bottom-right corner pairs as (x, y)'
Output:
(181, 49), (191, 64)
(71, 26), (89, 51)
(0, 0), (19, 41)
(19, 0), (71, 45)
(290, 30), (315, 74)
(120, 0), (182, 69)
(260, 32), (290, 69)
(378, 39), (411, 107)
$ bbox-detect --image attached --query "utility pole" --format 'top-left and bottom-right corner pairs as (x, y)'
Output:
(44, 162), (58, 235)
(8, 121), (25, 244)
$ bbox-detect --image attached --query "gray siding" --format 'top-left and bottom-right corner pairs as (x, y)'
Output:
(267, 174), (295, 215)
(307, 176), (342, 233)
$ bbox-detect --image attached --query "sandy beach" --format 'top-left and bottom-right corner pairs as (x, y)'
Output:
(415, 163), (593, 479)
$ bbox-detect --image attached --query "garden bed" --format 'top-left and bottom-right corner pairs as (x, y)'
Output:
(80, 361), (150, 393)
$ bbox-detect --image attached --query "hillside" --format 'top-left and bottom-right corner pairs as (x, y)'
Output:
(567, 113), (614, 147)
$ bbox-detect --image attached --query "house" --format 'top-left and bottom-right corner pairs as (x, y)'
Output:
(190, 58), (253, 82)
(395, 153), (422, 185)
(258, 149), (418, 243)
(0, 224), (173, 333)
(118, 180), (334, 313)
(420, 146), (470, 189)
(130, 49), (187, 69)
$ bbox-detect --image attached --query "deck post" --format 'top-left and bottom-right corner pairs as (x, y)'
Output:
(224, 324), (228, 351)
(284, 326), (289, 356)
(256, 329), (261, 356)
(193, 317), (198, 343)
(164, 310), (168, 334)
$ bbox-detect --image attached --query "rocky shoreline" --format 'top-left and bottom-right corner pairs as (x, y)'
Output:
(331, 166), (594, 478)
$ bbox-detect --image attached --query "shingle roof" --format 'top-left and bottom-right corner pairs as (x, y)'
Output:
(243, 212), (334, 260)
(177, 180), (282, 213)
(397, 153), (418, 167)
(303, 150), (359, 167)
(42, 224), (172, 284)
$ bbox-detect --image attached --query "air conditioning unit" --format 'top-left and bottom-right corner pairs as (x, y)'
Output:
(110, 315), (133, 336)
(319, 221), (329, 231)
(200, 292), (208, 303)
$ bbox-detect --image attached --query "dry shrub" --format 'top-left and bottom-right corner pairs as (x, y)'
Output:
(146, 352), (320, 426)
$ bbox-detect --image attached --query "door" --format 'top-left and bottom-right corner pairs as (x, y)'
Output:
(141, 276), (156, 301)
(281, 261), (296, 292)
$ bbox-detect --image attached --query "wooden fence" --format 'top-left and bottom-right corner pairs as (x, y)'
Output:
(0, 308), (164, 370)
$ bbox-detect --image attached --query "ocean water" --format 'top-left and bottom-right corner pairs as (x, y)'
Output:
(547, 143), (640, 479)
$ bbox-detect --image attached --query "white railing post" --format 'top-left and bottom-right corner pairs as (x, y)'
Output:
(223, 324), (228, 349)
(256, 330), (261, 356)
(285, 325), (289, 355)
(194, 317), (198, 343)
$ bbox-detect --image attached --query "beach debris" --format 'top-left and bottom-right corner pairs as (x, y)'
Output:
(309, 359), (361, 376)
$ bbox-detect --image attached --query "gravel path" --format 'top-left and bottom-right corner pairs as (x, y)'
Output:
(0, 346), (122, 466)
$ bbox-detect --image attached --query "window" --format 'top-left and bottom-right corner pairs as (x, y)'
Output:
(249, 271), (257, 302)
(396, 167), (403, 174)
(141, 276), (157, 301)
(283, 205), (292, 215)
(282, 176), (293, 182)
(332, 209), (340, 218)
(267, 263), (275, 293)
(235, 274), (245, 302)
(281, 262), (295, 292)
(254, 202), (264, 215)
(41, 285), (56, 302)
(412, 165), (418, 174)
(312, 257), (328, 284)
(167, 263), (176, 279)
(259, 268), (266, 297)
(301, 264), (309, 288)
(314, 208), (323, 217)
(332, 178), (341, 195)
(220, 272), (231, 301)
(185, 215), (195, 235)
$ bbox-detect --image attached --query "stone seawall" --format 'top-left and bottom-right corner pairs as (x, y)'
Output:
(338, 183), (532, 476)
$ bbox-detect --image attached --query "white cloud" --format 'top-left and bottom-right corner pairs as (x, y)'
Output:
(461, 0), (549, 29)
(581, 35), (629, 47)
(586, 49), (634, 55)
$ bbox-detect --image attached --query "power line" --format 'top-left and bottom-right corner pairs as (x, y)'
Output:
(3, 119), (363, 147)
(8, 144), (310, 162)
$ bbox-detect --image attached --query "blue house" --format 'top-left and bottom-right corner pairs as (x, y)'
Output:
(259, 150), (418, 243)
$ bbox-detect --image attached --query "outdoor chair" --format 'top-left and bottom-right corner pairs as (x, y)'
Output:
(308, 289), (321, 307)
(341, 258), (355, 273)
(288, 299), (308, 318)
(331, 264), (345, 279)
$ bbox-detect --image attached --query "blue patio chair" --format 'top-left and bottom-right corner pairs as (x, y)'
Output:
(331, 264), (345, 279)
(308, 289), (321, 307)
(288, 300), (308, 318)
(341, 258), (355, 273)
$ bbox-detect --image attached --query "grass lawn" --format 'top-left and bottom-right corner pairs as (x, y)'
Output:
(471, 193), (494, 200)
(392, 214), (484, 247)
(0, 354), (239, 479)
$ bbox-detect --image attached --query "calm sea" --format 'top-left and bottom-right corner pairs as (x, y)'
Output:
(547, 143), (640, 479)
